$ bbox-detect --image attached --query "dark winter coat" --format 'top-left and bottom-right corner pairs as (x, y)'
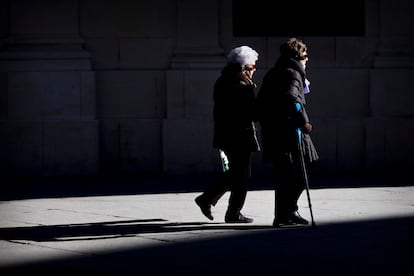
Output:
(213, 65), (260, 153)
(256, 57), (318, 163)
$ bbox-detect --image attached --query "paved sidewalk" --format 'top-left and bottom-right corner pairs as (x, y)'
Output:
(0, 175), (414, 275)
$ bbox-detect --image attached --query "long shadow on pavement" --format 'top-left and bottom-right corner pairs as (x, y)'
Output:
(2, 215), (414, 275)
(0, 219), (274, 242)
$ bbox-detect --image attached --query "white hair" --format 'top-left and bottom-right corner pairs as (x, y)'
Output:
(227, 45), (258, 67)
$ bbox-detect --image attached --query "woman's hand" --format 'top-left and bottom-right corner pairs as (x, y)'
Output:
(302, 123), (313, 134)
(236, 71), (257, 87)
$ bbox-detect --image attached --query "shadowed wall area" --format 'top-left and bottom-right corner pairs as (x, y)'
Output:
(1, 0), (414, 178)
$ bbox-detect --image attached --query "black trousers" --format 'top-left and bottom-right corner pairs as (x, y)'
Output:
(273, 150), (306, 218)
(199, 149), (252, 215)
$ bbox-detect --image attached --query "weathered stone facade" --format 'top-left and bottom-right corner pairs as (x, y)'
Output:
(1, 0), (413, 177)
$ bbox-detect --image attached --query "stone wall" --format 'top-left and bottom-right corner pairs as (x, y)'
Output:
(1, 0), (413, 177)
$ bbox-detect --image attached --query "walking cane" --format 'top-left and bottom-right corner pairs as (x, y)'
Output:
(295, 103), (316, 227)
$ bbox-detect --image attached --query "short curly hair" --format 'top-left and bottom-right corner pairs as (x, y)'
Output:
(280, 37), (307, 60)
(227, 45), (259, 67)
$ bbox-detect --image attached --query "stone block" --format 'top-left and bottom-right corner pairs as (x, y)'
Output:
(366, 118), (386, 170)
(119, 119), (162, 173)
(163, 118), (217, 174)
(302, 37), (336, 67)
(307, 69), (369, 119)
(98, 119), (121, 173)
(0, 72), (6, 119)
(80, 0), (175, 37)
(367, 117), (414, 172)
(336, 37), (379, 67)
(81, 71), (96, 119)
(85, 38), (119, 69)
(8, 71), (82, 120)
(384, 118), (414, 171)
(10, 0), (78, 36)
(309, 118), (337, 173)
(99, 118), (163, 174)
(119, 38), (175, 69)
(0, 1), (8, 37)
(379, 0), (414, 36)
(370, 69), (414, 117)
(1, 59), (91, 72)
(97, 71), (165, 118)
(0, 121), (43, 176)
(166, 70), (219, 119)
(337, 119), (365, 172)
(166, 71), (185, 118)
(183, 70), (217, 118)
(43, 120), (99, 175)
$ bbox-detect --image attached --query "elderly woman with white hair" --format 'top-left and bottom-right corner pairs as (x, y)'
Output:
(195, 45), (260, 223)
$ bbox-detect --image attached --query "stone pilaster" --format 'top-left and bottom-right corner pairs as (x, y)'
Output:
(170, 0), (226, 69)
(0, 37), (99, 176)
(368, 0), (414, 173)
(374, 0), (414, 68)
(164, 0), (225, 173)
(0, 0), (99, 176)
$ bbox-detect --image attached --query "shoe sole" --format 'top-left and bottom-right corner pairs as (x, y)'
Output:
(225, 220), (253, 223)
(273, 221), (309, 228)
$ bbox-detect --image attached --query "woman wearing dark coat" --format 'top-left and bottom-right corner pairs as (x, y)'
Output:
(195, 46), (260, 223)
(256, 37), (319, 227)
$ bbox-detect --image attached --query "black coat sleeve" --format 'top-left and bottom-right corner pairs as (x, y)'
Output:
(285, 70), (310, 127)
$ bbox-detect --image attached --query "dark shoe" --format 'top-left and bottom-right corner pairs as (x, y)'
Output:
(273, 211), (308, 227)
(273, 216), (290, 227)
(288, 211), (309, 225)
(195, 196), (213, 220)
(225, 213), (254, 223)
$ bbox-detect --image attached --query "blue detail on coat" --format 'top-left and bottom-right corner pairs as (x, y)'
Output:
(295, 103), (302, 143)
(296, 128), (302, 143)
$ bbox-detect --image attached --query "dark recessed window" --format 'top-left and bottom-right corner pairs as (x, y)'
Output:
(233, 0), (365, 37)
